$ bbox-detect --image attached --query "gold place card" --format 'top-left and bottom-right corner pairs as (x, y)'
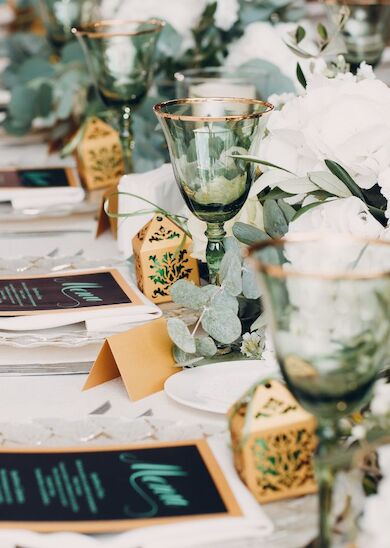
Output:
(84, 318), (176, 401)
(0, 440), (241, 532)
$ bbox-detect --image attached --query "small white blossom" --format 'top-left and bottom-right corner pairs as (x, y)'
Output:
(215, 0), (240, 31)
(351, 424), (366, 440)
(371, 380), (390, 416)
(240, 330), (265, 359)
(267, 92), (296, 110)
(356, 61), (376, 81)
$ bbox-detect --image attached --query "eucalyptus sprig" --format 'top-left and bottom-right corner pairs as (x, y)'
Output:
(231, 155), (388, 245)
(284, 9), (349, 88)
(167, 238), (263, 367)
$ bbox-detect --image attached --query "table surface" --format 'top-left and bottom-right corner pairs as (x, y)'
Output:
(2, 22), (388, 546)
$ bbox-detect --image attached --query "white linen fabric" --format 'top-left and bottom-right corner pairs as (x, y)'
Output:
(0, 187), (85, 210)
(117, 164), (187, 257)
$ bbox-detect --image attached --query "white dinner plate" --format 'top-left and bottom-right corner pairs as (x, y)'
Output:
(164, 357), (279, 414)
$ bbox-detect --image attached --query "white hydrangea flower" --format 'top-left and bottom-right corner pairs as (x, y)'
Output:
(100, 0), (208, 50)
(260, 73), (390, 218)
(371, 379), (390, 416)
(215, 0), (240, 31)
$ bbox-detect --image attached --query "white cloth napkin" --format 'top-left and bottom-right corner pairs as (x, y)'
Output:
(0, 436), (273, 547)
(117, 164), (187, 258)
(0, 187), (85, 210)
(0, 268), (161, 332)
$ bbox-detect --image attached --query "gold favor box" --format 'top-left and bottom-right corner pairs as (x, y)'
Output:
(132, 213), (200, 304)
(229, 379), (317, 504)
(76, 117), (124, 191)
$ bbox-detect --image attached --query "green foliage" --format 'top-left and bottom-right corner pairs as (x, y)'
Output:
(168, 237), (264, 366)
(263, 199), (288, 238)
(296, 62), (306, 89)
(2, 0), (300, 169)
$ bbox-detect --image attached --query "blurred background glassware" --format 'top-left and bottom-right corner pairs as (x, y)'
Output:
(325, 0), (390, 69)
(154, 97), (273, 284)
(38, 0), (99, 50)
(174, 67), (269, 101)
(73, 19), (164, 173)
(250, 234), (390, 547)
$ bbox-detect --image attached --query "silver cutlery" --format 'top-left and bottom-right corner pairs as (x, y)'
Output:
(50, 249), (85, 272)
(0, 230), (92, 238)
(16, 248), (59, 273)
(0, 361), (93, 376)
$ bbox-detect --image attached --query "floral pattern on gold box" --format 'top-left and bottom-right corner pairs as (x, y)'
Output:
(76, 117), (124, 191)
(229, 379), (317, 503)
(132, 214), (200, 304)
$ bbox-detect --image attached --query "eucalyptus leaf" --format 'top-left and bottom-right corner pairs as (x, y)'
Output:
(212, 288), (239, 314)
(295, 25), (306, 44)
(276, 176), (319, 194)
(277, 199), (296, 223)
(259, 188), (294, 202)
(308, 171), (352, 198)
(284, 41), (313, 59)
(251, 312), (267, 332)
(170, 279), (208, 310)
(195, 336), (218, 357)
(36, 82), (53, 118)
(292, 200), (332, 221)
(263, 199), (288, 238)
(242, 261), (261, 300)
(325, 160), (366, 202)
(167, 318), (196, 353)
(233, 222), (269, 246)
(219, 249), (242, 296)
(296, 62), (307, 89)
(317, 22), (328, 41)
(172, 345), (203, 367)
(18, 57), (54, 83)
(61, 41), (85, 63)
(8, 84), (37, 125)
(231, 154), (294, 174)
(202, 306), (242, 344)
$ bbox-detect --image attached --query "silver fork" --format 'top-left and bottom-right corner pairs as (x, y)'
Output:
(50, 249), (84, 272)
(16, 248), (59, 273)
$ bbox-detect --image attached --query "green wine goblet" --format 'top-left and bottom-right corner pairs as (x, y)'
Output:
(73, 19), (164, 173)
(250, 233), (390, 547)
(153, 97), (273, 284)
(38, 0), (99, 50)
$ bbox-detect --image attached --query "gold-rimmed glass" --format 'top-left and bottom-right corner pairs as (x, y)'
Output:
(250, 233), (390, 547)
(38, 0), (99, 50)
(73, 19), (164, 173)
(154, 97), (273, 284)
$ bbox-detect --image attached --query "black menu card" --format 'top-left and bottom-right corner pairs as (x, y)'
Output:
(0, 441), (240, 532)
(0, 269), (142, 316)
(0, 167), (77, 189)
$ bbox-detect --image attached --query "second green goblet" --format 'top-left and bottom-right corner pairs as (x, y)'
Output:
(153, 97), (273, 284)
(73, 19), (164, 173)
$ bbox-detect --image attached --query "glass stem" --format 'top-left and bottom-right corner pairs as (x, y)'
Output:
(119, 106), (134, 174)
(205, 222), (226, 285)
(315, 421), (337, 548)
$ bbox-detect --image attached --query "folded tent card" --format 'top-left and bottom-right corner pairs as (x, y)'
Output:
(0, 440), (241, 533)
(0, 268), (161, 331)
(0, 167), (85, 210)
